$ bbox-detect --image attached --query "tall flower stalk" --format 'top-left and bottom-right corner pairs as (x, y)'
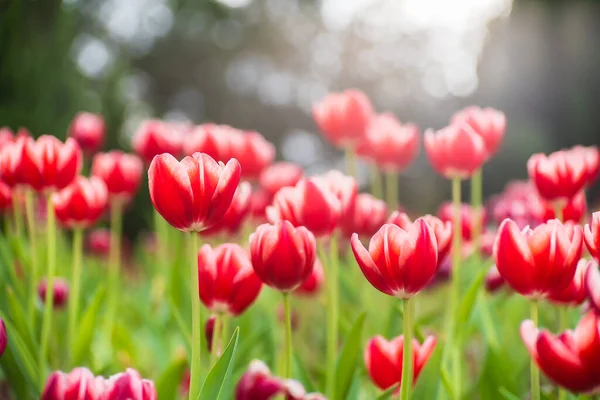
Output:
(105, 202), (123, 337)
(188, 232), (201, 399)
(68, 228), (83, 365)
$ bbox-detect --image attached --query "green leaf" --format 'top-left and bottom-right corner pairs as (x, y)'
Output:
(498, 387), (521, 400)
(198, 327), (240, 400)
(293, 353), (316, 393)
(6, 288), (37, 356)
(334, 311), (366, 400)
(376, 386), (397, 400)
(455, 267), (488, 342)
(155, 356), (188, 400)
(72, 286), (105, 365)
(0, 313), (39, 392)
(441, 367), (456, 400)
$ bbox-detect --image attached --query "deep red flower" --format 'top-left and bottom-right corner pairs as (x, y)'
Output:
(363, 113), (420, 172)
(570, 145), (600, 187)
(148, 152), (241, 232)
(295, 258), (324, 296)
(548, 259), (590, 306)
(437, 202), (486, 242)
(0, 317), (6, 358)
(231, 131), (275, 180)
(202, 181), (252, 236)
(451, 106), (506, 159)
(364, 335), (437, 391)
(0, 135), (28, 187)
(585, 262), (600, 314)
(132, 119), (182, 164)
(197, 243), (262, 315)
(86, 229), (111, 258)
(0, 181), (12, 213)
(91, 151), (143, 204)
(494, 219), (583, 298)
(53, 177), (108, 229)
(250, 221), (316, 292)
(424, 124), (487, 179)
(38, 278), (69, 309)
(183, 124), (230, 160)
(19, 135), (82, 192)
(585, 212), (600, 261)
(259, 162), (304, 197)
(103, 368), (157, 400)
(266, 178), (341, 238)
(521, 312), (600, 393)
(387, 212), (452, 266)
(41, 367), (105, 400)
(351, 220), (438, 298)
(68, 112), (105, 154)
(527, 150), (587, 202)
(312, 89), (374, 147)
(341, 193), (388, 238)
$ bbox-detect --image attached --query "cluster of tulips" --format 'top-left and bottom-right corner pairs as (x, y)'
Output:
(0, 89), (600, 400)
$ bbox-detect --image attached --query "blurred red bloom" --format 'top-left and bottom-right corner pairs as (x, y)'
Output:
(295, 258), (324, 296)
(315, 170), (358, 222)
(570, 145), (600, 187)
(104, 368), (157, 400)
(53, 177), (108, 229)
(424, 124), (487, 179)
(585, 262), (600, 314)
(86, 228), (111, 257)
(68, 112), (105, 155)
(351, 220), (438, 298)
(494, 219), (583, 298)
(341, 193), (388, 238)
(148, 153), (241, 232)
(0, 136), (25, 187)
(132, 119), (182, 164)
(451, 106), (506, 159)
(38, 277), (69, 309)
(437, 202), (486, 242)
(183, 124), (230, 160)
(250, 221), (316, 292)
(548, 259), (591, 306)
(202, 181), (252, 236)
(259, 162), (304, 197)
(364, 335), (437, 391)
(312, 89), (374, 147)
(249, 188), (271, 222)
(232, 131), (275, 180)
(41, 367), (105, 400)
(585, 212), (600, 261)
(532, 190), (587, 224)
(197, 243), (262, 316)
(91, 151), (143, 204)
(527, 150), (587, 202)
(485, 265), (505, 293)
(0, 180), (12, 213)
(0, 127), (13, 148)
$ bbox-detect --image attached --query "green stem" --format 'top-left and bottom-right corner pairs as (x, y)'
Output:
(385, 170), (398, 211)
(210, 314), (222, 366)
(154, 209), (169, 273)
(24, 190), (38, 328)
(370, 163), (383, 200)
(221, 314), (229, 356)
(39, 194), (56, 386)
(400, 297), (414, 400)
(188, 232), (201, 400)
(558, 306), (568, 400)
(450, 177), (463, 398)
(530, 301), (540, 400)
(479, 292), (500, 350)
(283, 293), (293, 379)
(68, 228), (83, 366)
(326, 236), (339, 399)
(345, 147), (357, 180)
(12, 189), (23, 237)
(554, 203), (564, 223)
(105, 202), (123, 338)
(470, 169), (483, 257)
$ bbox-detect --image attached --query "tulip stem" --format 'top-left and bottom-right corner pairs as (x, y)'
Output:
(189, 232), (201, 400)
(385, 170), (398, 211)
(470, 169), (482, 257)
(39, 194), (56, 386)
(12, 189), (23, 238)
(154, 208), (169, 276)
(370, 163), (383, 200)
(282, 293), (293, 379)
(558, 306), (568, 400)
(24, 189), (38, 329)
(345, 147), (357, 180)
(210, 314), (222, 366)
(448, 177), (463, 398)
(68, 228), (83, 366)
(105, 201), (123, 339)
(400, 297), (414, 400)
(530, 301), (541, 400)
(326, 235), (339, 399)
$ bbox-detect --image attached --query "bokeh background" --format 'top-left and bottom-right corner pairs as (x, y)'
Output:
(2, 0), (599, 234)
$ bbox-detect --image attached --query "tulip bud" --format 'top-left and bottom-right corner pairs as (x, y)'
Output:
(41, 367), (105, 400)
(53, 177), (108, 229)
(527, 150), (587, 203)
(132, 119), (182, 164)
(259, 162), (303, 197)
(68, 112), (105, 155)
(584, 212), (600, 262)
(235, 360), (286, 400)
(0, 317), (7, 358)
(86, 228), (111, 258)
(38, 278), (69, 309)
(91, 151), (143, 205)
(451, 106), (506, 159)
(104, 368), (157, 400)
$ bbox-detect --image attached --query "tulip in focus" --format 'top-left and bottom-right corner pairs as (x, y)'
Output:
(38, 277), (69, 309)
(584, 212), (600, 261)
(527, 150), (587, 203)
(295, 258), (325, 296)
(68, 112), (105, 154)
(451, 106), (506, 159)
(91, 151), (143, 204)
(52, 177), (108, 229)
(132, 119), (182, 164)
(341, 193), (387, 238)
(259, 162), (304, 197)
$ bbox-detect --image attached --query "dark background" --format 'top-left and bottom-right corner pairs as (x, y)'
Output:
(2, 0), (599, 234)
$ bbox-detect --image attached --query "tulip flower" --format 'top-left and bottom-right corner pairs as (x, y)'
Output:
(315, 170), (358, 221)
(91, 151), (143, 204)
(232, 131), (275, 180)
(249, 188), (270, 222)
(104, 368), (157, 400)
(521, 311), (600, 393)
(548, 259), (590, 306)
(132, 119), (182, 164)
(584, 212), (600, 261)
(585, 263), (600, 314)
(0, 180), (11, 213)
(0, 135), (27, 188)
(148, 152), (241, 232)
(437, 202), (485, 242)
(68, 112), (105, 155)
(532, 190), (587, 224)
(341, 193), (387, 238)
(201, 181), (252, 236)
(52, 177), (108, 229)
(451, 106), (506, 159)
(86, 228), (111, 258)
(0, 317), (6, 358)
(266, 178), (341, 238)
(527, 150), (587, 203)
(490, 180), (541, 228)
(183, 124), (229, 160)
(570, 145), (599, 187)
(41, 367), (105, 400)
(295, 258), (325, 296)
(259, 162), (304, 197)
(38, 277), (69, 309)
(364, 335), (437, 391)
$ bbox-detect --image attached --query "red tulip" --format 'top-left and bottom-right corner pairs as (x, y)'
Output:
(0, 181), (12, 213)
(570, 145), (599, 187)
(132, 119), (182, 164)
(249, 221), (317, 292)
(259, 162), (304, 197)
(53, 177), (108, 229)
(351, 220), (438, 298)
(68, 112), (105, 154)
(521, 312), (600, 393)
(548, 259), (590, 306)
(315, 170), (358, 222)
(104, 368), (157, 400)
(0, 317), (6, 358)
(38, 277), (69, 309)
(584, 212), (600, 261)
(0, 135), (28, 188)
(91, 151), (143, 204)
(202, 182), (252, 236)
(489, 180), (545, 228)
(424, 124), (487, 179)
(183, 124), (229, 160)
(585, 262), (600, 314)
(295, 258), (324, 296)
(341, 193), (388, 238)
(197, 243), (262, 315)
(148, 152), (241, 232)
(485, 265), (505, 293)
(494, 219), (583, 298)
(86, 228), (111, 257)
(19, 135), (82, 192)
(363, 113), (420, 172)
(0, 127), (13, 148)
(41, 367), (105, 400)
(312, 89), (374, 147)
(437, 202), (485, 242)
(532, 190), (587, 224)
(451, 106), (506, 159)
(249, 188), (270, 222)
(527, 150), (587, 202)
(266, 178), (341, 238)
(232, 131), (275, 180)
(364, 335), (437, 391)
(387, 212), (452, 266)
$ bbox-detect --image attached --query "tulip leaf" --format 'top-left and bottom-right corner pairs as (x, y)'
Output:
(455, 267), (488, 342)
(334, 311), (366, 400)
(0, 312), (39, 393)
(440, 367), (456, 400)
(293, 353), (316, 393)
(155, 356), (188, 400)
(73, 286), (106, 365)
(197, 327), (240, 400)
(498, 387), (521, 400)
(6, 287), (38, 356)
(375, 386), (397, 400)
